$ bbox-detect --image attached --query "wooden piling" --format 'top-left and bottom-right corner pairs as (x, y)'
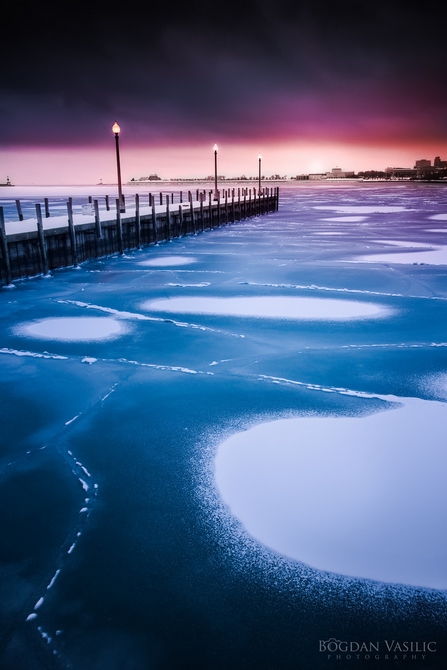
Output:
(44, 197), (50, 218)
(151, 198), (157, 243)
(179, 204), (184, 236)
(35, 204), (49, 275)
(189, 195), (196, 234)
(105, 195), (110, 211)
(166, 196), (172, 241)
(15, 199), (24, 222)
(0, 207), (12, 285)
(67, 200), (78, 267)
(135, 193), (141, 249)
(94, 200), (102, 238)
(116, 199), (123, 254)
(200, 198), (204, 232)
(208, 191), (213, 229)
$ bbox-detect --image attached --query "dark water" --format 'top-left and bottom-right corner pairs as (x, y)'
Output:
(1, 181), (447, 669)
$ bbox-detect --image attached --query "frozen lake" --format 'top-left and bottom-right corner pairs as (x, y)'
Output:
(1, 181), (447, 669)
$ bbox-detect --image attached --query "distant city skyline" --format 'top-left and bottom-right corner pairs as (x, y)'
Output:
(1, 2), (446, 185)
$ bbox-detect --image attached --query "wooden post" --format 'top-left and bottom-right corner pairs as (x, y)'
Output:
(67, 200), (78, 267)
(179, 204), (184, 236)
(151, 198), (157, 243)
(225, 191), (228, 225)
(180, 191), (183, 204)
(237, 189), (241, 221)
(159, 192), (163, 205)
(88, 195), (93, 204)
(231, 190), (235, 223)
(116, 199), (123, 254)
(166, 195), (172, 241)
(216, 190), (220, 226)
(0, 207), (12, 285)
(149, 193), (152, 207)
(35, 204), (49, 275)
(94, 200), (102, 238)
(200, 197), (204, 232)
(135, 193), (141, 249)
(105, 195), (110, 211)
(15, 199), (24, 221)
(189, 195), (196, 234)
(44, 197), (50, 218)
(208, 191), (213, 229)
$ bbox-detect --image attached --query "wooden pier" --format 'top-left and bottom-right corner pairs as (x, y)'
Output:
(0, 187), (279, 285)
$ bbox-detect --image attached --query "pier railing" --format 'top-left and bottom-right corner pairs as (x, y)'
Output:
(0, 187), (279, 285)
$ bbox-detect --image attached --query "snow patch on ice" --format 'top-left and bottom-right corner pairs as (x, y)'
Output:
(215, 395), (447, 589)
(354, 246), (447, 265)
(142, 296), (390, 321)
(314, 205), (412, 214)
(320, 216), (367, 223)
(139, 255), (196, 267)
(429, 213), (447, 221)
(14, 317), (128, 342)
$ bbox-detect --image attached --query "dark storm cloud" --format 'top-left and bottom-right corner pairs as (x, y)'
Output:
(2, 0), (447, 147)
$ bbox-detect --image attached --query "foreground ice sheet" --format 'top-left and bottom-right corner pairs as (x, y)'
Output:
(143, 296), (389, 320)
(215, 396), (447, 589)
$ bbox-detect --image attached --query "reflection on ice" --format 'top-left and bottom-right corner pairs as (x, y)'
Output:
(215, 396), (447, 589)
(142, 296), (390, 320)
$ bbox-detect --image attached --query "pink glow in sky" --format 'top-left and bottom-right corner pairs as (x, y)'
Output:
(0, 140), (443, 186)
(1, 1), (446, 184)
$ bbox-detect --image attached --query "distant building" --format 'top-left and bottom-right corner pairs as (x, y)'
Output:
(434, 156), (447, 168)
(385, 167), (417, 179)
(308, 173), (327, 180)
(415, 159), (431, 168)
(326, 167), (355, 179)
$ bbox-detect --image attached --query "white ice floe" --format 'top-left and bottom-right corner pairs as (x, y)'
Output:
(214, 395), (447, 589)
(354, 246), (447, 265)
(142, 296), (390, 320)
(47, 570), (61, 590)
(314, 205), (412, 214)
(0, 347), (67, 360)
(13, 317), (128, 341)
(429, 213), (447, 221)
(139, 255), (196, 267)
(320, 216), (367, 223)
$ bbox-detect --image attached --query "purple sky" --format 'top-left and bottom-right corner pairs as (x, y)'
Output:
(1, 1), (447, 183)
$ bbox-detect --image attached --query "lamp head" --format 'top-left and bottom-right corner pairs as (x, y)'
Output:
(112, 122), (121, 135)
(213, 143), (218, 153)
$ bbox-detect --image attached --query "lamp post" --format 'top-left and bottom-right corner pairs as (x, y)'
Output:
(258, 154), (262, 194)
(213, 143), (218, 200)
(112, 121), (125, 213)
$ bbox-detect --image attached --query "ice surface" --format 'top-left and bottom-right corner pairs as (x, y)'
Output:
(142, 296), (390, 320)
(2, 182), (447, 669)
(214, 395), (447, 588)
